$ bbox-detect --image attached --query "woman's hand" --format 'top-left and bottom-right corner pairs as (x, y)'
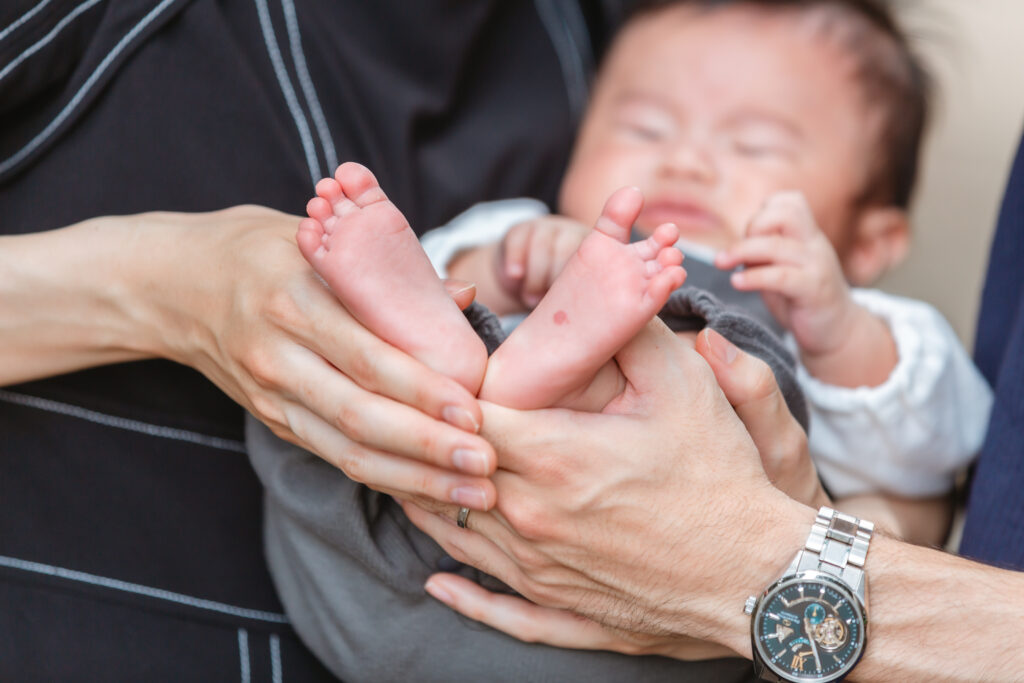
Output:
(403, 318), (814, 655)
(0, 206), (497, 509)
(409, 325), (824, 656)
(155, 206), (499, 508)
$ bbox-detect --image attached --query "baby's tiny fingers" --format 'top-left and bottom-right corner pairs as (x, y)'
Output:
(717, 235), (805, 269)
(731, 264), (806, 297)
(502, 226), (533, 280)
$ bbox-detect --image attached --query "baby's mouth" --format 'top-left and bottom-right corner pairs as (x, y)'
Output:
(637, 200), (721, 236)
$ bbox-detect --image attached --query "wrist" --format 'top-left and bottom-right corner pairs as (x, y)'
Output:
(0, 216), (165, 383)
(800, 304), (896, 387)
(692, 491), (815, 657)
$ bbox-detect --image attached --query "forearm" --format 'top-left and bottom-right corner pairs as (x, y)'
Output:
(0, 216), (167, 384)
(851, 535), (1022, 681)
(801, 304), (897, 387)
(699, 499), (1020, 681)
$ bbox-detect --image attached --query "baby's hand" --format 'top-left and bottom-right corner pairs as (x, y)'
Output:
(495, 215), (591, 308)
(715, 192), (858, 357)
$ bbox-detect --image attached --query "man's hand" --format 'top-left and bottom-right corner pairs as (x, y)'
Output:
(410, 325), (825, 658)
(695, 328), (828, 508)
(402, 318), (814, 655)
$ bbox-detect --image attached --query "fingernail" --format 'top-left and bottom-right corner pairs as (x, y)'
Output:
(452, 448), (489, 476)
(524, 294), (541, 307)
(705, 328), (739, 364)
(425, 579), (454, 605)
(443, 405), (480, 433)
(451, 486), (487, 510)
(450, 283), (476, 297)
(730, 271), (745, 287)
(506, 263), (524, 278)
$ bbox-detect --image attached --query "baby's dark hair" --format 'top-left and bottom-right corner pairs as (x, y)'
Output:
(626, 0), (931, 210)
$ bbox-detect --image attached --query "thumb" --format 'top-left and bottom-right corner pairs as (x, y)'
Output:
(443, 279), (477, 311)
(695, 328), (823, 504)
(694, 328), (781, 411)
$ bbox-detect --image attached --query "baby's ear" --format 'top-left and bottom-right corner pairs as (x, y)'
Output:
(843, 207), (910, 286)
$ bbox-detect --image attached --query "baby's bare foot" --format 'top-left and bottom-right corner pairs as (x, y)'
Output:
(297, 162), (486, 393)
(481, 187), (685, 409)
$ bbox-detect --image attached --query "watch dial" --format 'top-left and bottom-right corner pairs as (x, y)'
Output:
(753, 575), (864, 681)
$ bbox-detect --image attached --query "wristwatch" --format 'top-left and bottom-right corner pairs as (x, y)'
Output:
(744, 506), (873, 682)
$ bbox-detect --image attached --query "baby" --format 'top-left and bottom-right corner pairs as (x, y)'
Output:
(424, 0), (992, 500)
(248, 0), (992, 680)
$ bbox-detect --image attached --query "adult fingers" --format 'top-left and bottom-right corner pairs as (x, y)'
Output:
(287, 406), (497, 509)
(443, 279), (477, 311)
(282, 346), (496, 475)
(402, 501), (533, 590)
(293, 284), (484, 430)
(424, 573), (644, 653)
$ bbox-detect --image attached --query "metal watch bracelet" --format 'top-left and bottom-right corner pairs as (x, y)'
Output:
(789, 506), (874, 595)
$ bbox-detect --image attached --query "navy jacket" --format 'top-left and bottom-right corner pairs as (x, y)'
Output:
(961, 129), (1024, 569)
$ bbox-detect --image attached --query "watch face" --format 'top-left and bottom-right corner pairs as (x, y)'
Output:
(752, 572), (866, 682)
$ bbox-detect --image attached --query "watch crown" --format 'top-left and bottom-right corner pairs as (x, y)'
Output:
(744, 596), (757, 615)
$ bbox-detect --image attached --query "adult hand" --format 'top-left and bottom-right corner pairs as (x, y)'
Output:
(403, 318), (813, 655)
(143, 206), (498, 509)
(695, 328), (828, 509)
(413, 326), (825, 654)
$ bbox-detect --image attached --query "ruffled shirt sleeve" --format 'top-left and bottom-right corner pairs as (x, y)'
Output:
(801, 288), (993, 498)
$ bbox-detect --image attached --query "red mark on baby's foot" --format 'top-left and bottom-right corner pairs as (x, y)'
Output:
(553, 310), (568, 325)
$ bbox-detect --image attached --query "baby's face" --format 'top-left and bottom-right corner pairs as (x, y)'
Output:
(559, 5), (879, 256)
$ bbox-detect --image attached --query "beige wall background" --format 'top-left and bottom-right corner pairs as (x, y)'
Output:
(878, 0), (1024, 347)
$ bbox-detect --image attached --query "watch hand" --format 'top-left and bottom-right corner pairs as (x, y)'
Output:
(804, 619), (823, 672)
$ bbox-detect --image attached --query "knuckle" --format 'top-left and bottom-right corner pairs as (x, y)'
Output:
(501, 499), (549, 541)
(526, 577), (565, 608)
(344, 344), (379, 389)
(750, 362), (781, 400)
(334, 404), (367, 442)
(507, 539), (543, 571)
(410, 471), (436, 498)
(245, 347), (281, 389)
(781, 424), (808, 460)
(263, 287), (303, 328)
(416, 428), (446, 464)
(335, 451), (366, 484)
(250, 393), (284, 426)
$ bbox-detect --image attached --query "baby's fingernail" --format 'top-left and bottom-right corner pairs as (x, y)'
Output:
(442, 406), (480, 433)
(425, 579), (454, 605)
(523, 294), (541, 307)
(451, 486), (487, 510)
(506, 263), (524, 278)
(730, 271), (745, 287)
(452, 448), (490, 476)
(705, 328), (739, 364)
